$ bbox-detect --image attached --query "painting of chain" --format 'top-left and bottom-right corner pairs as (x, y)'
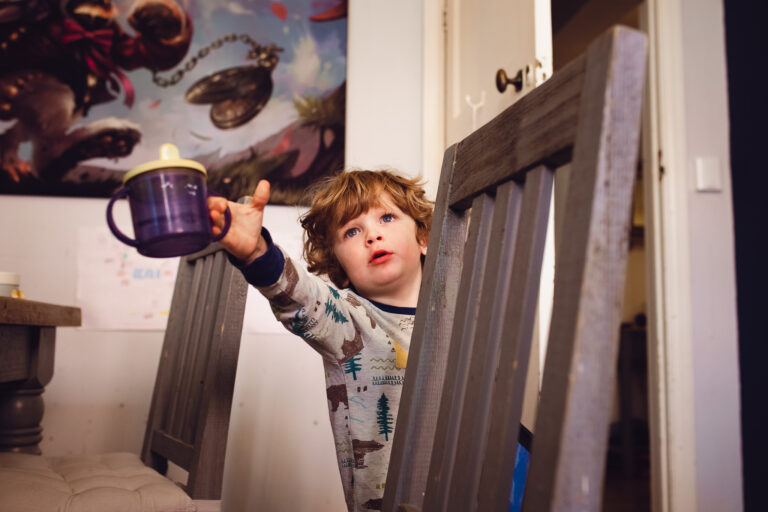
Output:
(0, 0), (347, 204)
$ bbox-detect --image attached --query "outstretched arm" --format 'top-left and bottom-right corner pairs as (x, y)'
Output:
(207, 180), (271, 265)
(213, 182), (362, 361)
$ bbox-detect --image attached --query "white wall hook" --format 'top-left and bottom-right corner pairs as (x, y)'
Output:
(465, 91), (486, 131)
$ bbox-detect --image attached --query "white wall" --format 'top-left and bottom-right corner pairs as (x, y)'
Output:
(346, 2), (423, 175)
(347, 0), (443, 197)
(648, 0), (744, 509)
(0, 2), (429, 511)
(678, 0), (743, 508)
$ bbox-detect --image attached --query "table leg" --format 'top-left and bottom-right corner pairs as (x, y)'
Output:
(0, 326), (55, 454)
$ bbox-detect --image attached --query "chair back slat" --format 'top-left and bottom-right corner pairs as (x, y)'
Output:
(164, 256), (206, 434)
(445, 181), (524, 510)
(383, 26), (647, 512)
(421, 192), (496, 511)
(182, 254), (226, 443)
(446, 166), (553, 512)
(474, 166), (554, 512)
(188, 250), (251, 495)
(383, 147), (471, 508)
(522, 28), (646, 512)
(142, 245), (248, 499)
(170, 254), (213, 439)
(423, 180), (522, 512)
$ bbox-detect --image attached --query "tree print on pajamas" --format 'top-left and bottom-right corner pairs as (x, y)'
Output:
(376, 393), (393, 441)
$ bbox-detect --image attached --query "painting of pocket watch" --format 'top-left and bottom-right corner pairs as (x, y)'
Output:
(1, 0), (348, 205)
(154, 34), (282, 131)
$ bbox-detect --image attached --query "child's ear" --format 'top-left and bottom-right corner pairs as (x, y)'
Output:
(419, 239), (428, 256)
(416, 228), (428, 256)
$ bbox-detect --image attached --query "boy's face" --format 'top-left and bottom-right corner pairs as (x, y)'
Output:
(332, 193), (427, 302)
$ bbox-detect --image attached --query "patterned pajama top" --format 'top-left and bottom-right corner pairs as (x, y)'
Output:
(237, 229), (413, 511)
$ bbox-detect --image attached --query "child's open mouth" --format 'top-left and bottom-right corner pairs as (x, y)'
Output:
(370, 251), (392, 264)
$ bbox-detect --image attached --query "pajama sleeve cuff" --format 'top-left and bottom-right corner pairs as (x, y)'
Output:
(230, 227), (285, 287)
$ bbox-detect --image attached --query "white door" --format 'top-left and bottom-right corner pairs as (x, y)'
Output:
(445, 0), (552, 144)
(443, 0), (553, 432)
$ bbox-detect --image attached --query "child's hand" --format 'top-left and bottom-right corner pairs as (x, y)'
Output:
(208, 180), (271, 264)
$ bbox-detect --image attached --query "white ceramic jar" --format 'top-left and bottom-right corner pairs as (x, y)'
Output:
(0, 272), (20, 297)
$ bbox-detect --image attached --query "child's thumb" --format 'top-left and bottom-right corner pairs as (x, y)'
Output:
(251, 180), (270, 210)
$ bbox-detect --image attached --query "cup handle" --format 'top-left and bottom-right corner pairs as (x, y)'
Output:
(211, 205), (232, 242)
(106, 188), (139, 247)
(207, 189), (232, 242)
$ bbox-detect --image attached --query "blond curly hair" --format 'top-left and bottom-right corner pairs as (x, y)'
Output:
(300, 170), (434, 288)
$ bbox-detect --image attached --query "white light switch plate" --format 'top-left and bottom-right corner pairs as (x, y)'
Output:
(695, 157), (722, 192)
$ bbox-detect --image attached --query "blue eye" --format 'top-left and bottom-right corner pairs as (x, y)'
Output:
(344, 227), (360, 238)
(382, 213), (395, 223)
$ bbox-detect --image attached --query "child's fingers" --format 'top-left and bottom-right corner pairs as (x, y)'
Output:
(211, 218), (223, 236)
(250, 180), (270, 210)
(207, 196), (228, 213)
(209, 208), (226, 234)
(207, 197), (227, 230)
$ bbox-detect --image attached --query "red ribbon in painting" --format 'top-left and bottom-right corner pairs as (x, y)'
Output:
(57, 19), (135, 107)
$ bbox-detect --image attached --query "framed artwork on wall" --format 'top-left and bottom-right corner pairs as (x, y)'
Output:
(0, 0), (347, 205)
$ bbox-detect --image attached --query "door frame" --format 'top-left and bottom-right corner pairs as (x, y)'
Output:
(640, 0), (694, 508)
(421, 0), (447, 200)
(642, 0), (743, 510)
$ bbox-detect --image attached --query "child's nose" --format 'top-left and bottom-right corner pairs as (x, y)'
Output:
(366, 234), (383, 245)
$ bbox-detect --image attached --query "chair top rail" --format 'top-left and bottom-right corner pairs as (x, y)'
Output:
(447, 51), (586, 210)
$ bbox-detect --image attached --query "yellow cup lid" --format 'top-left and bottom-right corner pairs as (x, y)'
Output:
(123, 144), (206, 184)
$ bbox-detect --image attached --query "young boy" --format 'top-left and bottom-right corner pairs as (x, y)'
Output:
(208, 170), (433, 511)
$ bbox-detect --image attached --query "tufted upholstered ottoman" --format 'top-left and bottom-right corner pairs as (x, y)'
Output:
(0, 452), (195, 512)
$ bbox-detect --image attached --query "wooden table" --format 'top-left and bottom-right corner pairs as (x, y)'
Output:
(0, 297), (81, 454)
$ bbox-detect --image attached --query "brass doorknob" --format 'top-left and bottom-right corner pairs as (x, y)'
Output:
(496, 68), (523, 93)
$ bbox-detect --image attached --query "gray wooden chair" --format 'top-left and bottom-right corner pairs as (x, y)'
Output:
(382, 26), (647, 512)
(0, 245), (248, 512)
